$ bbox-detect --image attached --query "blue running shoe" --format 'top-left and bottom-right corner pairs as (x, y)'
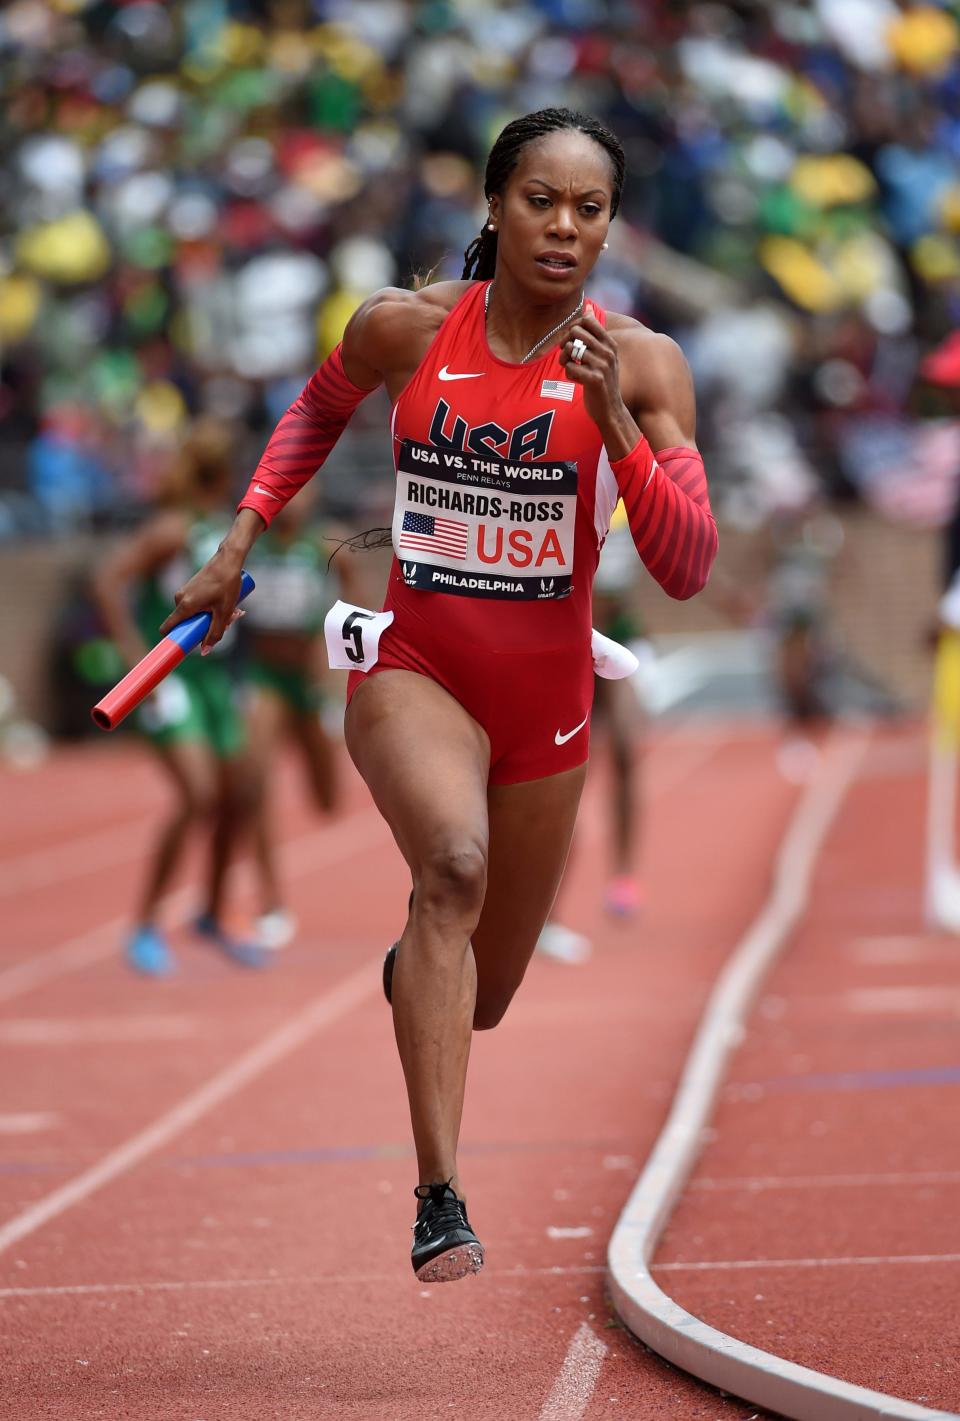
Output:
(125, 924), (174, 977)
(192, 912), (271, 968)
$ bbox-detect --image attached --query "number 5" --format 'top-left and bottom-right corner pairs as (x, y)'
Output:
(342, 609), (374, 664)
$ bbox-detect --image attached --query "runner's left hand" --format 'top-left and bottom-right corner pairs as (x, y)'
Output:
(558, 315), (630, 436)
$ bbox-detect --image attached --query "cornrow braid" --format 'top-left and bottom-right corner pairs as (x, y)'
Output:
(461, 107), (626, 281)
(462, 228), (498, 281)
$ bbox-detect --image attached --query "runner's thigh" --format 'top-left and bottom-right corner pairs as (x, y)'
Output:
(244, 686), (286, 779)
(345, 670), (491, 872)
(154, 737), (217, 815)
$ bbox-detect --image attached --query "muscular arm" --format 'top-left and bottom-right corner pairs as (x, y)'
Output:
(561, 318), (717, 600)
(615, 331), (717, 601)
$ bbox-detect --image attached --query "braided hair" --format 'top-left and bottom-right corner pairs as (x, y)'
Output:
(461, 108), (626, 281)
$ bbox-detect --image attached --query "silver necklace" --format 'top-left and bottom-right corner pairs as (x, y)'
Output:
(485, 282), (584, 363)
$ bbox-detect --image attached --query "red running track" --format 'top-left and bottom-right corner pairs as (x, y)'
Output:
(1, 723), (802, 1420)
(655, 725), (960, 1416)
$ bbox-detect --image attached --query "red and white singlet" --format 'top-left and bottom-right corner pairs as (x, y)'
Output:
(348, 280), (622, 782)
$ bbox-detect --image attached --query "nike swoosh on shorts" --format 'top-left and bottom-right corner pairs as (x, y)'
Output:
(253, 484), (282, 500)
(555, 714), (589, 746)
(438, 366), (483, 381)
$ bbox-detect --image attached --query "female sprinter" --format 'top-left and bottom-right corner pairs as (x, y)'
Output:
(159, 109), (717, 1281)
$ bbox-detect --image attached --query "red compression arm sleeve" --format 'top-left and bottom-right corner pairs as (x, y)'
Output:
(238, 344), (373, 528)
(611, 439), (718, 600)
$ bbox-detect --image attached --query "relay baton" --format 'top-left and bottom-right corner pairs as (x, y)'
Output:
(91, 570), (255, 731)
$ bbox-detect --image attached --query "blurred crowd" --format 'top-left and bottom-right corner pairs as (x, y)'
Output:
(1, 0), (960, 540)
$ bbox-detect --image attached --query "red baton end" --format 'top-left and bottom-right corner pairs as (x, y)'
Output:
(91, 639), (185, 731)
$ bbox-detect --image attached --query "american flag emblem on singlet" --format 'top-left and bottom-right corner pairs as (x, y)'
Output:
(541, 379), (575, 402)
(399, 510), (469, 559)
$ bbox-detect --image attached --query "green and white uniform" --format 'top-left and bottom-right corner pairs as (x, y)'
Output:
(244, 529), (329, 714)
(135, 514), (245, 758)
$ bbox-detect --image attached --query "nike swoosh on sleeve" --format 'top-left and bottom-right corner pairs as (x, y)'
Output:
(253, 484), (282, 500)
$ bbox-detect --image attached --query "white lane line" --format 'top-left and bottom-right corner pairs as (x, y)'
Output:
(537, 1322), (608, 1421)
(654, 1253), (960, 1274)
(0, 892), (194, 1009)
(0, 819), (153, 898)
(0, 957), (378, 1257)
(0, 1113), (60, 1135)
(0, 1016), (199, 1045)
(844, 986), (960, 1016)
(605, 732), (960, 1421)
(0, 807), (384, 1008)
(848, 936), (945, 964)
(692, 1170), (960, 1193)
(0, 1264), (608, 1301)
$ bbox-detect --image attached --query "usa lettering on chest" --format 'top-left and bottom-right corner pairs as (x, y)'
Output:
(428, 399), (555, 461)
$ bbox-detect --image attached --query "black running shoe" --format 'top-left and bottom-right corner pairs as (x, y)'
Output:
(411, 1181), (484, 1282)
(382, 942), (398, 1004)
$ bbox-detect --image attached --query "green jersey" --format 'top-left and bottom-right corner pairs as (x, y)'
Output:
(136, 514), (230, 679)
(132, 513), (243, 757)
(244, 529), (328, 635)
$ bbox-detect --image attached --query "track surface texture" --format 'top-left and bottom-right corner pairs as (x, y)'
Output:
(0, 720), (936, 1419)
(654, 724), (960, 1416)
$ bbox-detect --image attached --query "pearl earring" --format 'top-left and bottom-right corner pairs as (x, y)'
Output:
(601, 242), (609, 251)
(487, 222), (496, 232)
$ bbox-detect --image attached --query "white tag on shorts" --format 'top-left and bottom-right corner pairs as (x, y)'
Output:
(591, 628), (639, 680)
(140, 673), (191, 730)
(323, 600), (394, 672)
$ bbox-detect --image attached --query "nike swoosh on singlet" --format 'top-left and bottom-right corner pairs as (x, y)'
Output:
(253, 484), (282, 500)
(438, 366), (484, 381)
(555, 714), (589, 747)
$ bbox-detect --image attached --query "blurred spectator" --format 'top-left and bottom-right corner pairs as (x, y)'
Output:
(239, 494), (361, 951)
(764, 502), (844, 783)
(0, 0), (959, 540)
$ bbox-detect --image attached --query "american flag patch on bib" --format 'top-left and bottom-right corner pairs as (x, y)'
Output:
(399, 510), (469, 559)
(540, 379), (575, 402)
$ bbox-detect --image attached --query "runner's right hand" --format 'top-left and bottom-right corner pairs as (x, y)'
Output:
(159, 548), (243, 653)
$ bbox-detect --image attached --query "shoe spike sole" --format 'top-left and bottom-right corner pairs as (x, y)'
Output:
(414, 1242), (484, 1283)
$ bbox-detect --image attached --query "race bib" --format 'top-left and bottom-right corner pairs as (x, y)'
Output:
(393, 438), (577, 601)
(323, 600), (394, 672)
